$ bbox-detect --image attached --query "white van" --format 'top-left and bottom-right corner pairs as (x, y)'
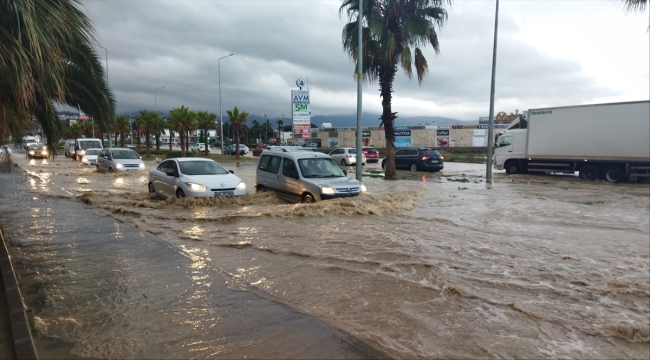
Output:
(256, 150), (366, 203)
(65, 138), (103, 160)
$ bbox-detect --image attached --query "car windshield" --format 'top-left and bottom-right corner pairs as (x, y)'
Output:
(85, 149), (100, 155)
(179, 161), (228, 175)
(298, 158), (345, 178)
(111, 150), (140, 159)
(79, 140), (102, 149)
(364, 148), (377, 153)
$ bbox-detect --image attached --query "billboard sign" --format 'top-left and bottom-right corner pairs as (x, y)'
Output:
(394, 130), (411, 137)
(292, 89), (310, 138)
(395, 138), (411, 148)
(437, 130), (449, 136)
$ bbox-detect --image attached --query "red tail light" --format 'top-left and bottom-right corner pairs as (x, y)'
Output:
(439, 156), (444, 160)
(346, 154), (352, 158)
(421, 156), (429, 161)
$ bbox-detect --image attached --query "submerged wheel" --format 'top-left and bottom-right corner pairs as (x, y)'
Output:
(148, 182), (156, 193)
(604, 167), (622, 183)
(256, 185), (266, 193)
(302, 193), (315, 203)
(505, 161), (520, 174)
(176, 188), (185, 198)
(108, 167), (114, 173)
(410, 163), (418, 171)
(579, 165), (599, 181)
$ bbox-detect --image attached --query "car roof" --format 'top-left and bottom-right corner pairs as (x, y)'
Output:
(261, 150), (331, 160)
(173, 157), (215, 162)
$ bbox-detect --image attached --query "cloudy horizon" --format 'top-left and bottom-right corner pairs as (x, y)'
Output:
(73, 0), (648, 122)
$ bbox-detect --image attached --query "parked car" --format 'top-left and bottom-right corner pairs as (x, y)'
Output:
(256, 151), (366, 203)
(26, 144), (48, 159)
(226, 144), (249, 155)
(381, 147), (444, 172)
(96, 148), (145, 173)
(252, 144), (269, 156)
(148, 157), (246, 198)
(190, 143), (209, 152)
(328, 147), (366, 166)
(80, 148), (101, 166)
(362, 147), (380, 163)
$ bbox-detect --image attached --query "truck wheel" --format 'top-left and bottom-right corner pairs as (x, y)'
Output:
(505, 161), (520, 174)
(579, 165), (599, 181)
(604, 167), (622, 183)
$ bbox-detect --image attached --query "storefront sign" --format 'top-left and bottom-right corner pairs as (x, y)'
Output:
(394, 130), (411, 137)
(437, 130), (449, 136)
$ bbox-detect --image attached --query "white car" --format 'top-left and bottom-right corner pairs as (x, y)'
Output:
(148, 157), (247, 198)
(191, 143), (209, 152)
(80, 148), (101, 166)
(328, 147), (366, 166)
(96, 148), (145, 173)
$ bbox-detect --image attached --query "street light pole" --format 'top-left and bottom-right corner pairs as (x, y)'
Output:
(218, 53), (235, 154)
(97, 44), (110, 147)
(128, 97), (136, 145)
(486, 0), (500, 182)
(355, 0), (364, 181)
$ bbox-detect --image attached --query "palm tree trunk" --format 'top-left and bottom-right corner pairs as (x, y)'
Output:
(180, 131), (186, 157)
(380, 64), (398, 180)
(185, 131), (189, 153)
(156, 135), (160, 151)
(204, 127), (209, 156)
(114, 132), (118, 147)
(120, 133), (125, 147)
(169, 130), (174, 151)
(145, 128), (151, 157)
(235, 126), (240, 160)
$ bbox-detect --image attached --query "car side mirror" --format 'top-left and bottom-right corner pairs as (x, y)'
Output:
(228, 170), (234, 174)
(342, 169), (348, 176)
(139, 156), (143, 159)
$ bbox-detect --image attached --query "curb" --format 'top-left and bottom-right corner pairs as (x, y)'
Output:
(0, 229), (39, 360)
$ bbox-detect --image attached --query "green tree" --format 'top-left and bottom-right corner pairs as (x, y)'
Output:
(226, 107), (249, 160)
(196, 111), (217, 156)
(114, 115), (131, 147)
(135, 110), (157, 157)
(340, 0), (448, 180)
(0, 0), (115, 163)
(152, 115), (166, 151)
(169, 105), (196, 157)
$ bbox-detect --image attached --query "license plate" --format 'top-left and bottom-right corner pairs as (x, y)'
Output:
(214, 191), (234, 197)
(126, 169), (138, 171)
(430, 160), (438, 163)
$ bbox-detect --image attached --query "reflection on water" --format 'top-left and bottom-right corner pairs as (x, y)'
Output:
(9, 155), (650, 359)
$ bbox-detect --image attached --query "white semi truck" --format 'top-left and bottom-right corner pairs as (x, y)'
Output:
(494, 101), (650, 183)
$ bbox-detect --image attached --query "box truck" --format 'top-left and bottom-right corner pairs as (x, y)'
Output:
(494, 101), (649, 183)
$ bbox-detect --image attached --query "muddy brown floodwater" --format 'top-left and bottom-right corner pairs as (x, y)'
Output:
(12, 154), (650, 359)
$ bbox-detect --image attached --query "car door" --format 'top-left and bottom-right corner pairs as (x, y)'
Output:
(97, 150), (105, 171)
(329, 148), (343, 163)
(257, 154), (282, 193)
(495, 134), (514, 168)
(153, 160), (174, 196)
(279, 158), (301, 202)
(394, 149), (407, 169)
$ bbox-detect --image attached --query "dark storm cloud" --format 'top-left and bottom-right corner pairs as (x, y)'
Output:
(81, 0), (619, 120)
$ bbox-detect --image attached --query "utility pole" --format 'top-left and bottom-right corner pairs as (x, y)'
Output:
(486, 0), (500, 182)
(355, 0), (364, 181)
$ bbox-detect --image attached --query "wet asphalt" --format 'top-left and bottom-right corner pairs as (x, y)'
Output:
(0, 169), (385, 359)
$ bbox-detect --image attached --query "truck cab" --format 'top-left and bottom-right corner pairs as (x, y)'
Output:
(494, 117), (528, 174)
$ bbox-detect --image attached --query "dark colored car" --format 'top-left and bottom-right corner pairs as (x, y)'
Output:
(382, 147), (444, 172)
(362, 147), (380, 163)
(253, 144), (269, 156)
(26, 144), (49, 159)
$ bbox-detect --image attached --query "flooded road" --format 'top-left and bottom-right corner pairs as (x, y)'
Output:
(9, 153), (650, 359)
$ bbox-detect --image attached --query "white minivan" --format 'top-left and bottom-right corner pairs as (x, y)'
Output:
(256, 150), (366, 203)
(65, 138), (103, 160)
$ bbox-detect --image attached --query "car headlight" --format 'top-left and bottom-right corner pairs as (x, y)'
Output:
(29, 151), (34, 155)
(185, 182), (206, 191)
(236, 181), (246, 190)
(78, 150), (86, 155)
(360, 184), (367, 192)
(116, 163), (124, 169)
(82, 158), (88, 163)
(42, 150), (48, 154)
(138, 163), (145, 169)
(319, 185), (334, 195)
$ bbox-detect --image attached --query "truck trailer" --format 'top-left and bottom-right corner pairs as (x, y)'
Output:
(494, 101), (650, 183)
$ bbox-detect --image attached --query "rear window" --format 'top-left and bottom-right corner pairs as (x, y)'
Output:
(348, 149), (357, 154)
(421, 149), (441, 157)
(363, 148), (377, 153)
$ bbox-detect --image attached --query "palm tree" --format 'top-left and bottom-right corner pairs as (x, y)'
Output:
(0, 0), (115, 166)
(621, 0), (648, 29)
(135, 110), (157, 157)
(114, 116), (130, 147)
(169, 105), (196, 157)
(226, 107), (249, 160)
(152, 115), (166, 151)
(340, 0), (448, 180)
(196, 111), (217, 156)
(166, 118), (176, 151)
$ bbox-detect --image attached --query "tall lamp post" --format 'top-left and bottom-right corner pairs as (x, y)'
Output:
(97, 44), (110, 147)
(486, 0), (500, 182)
(128, 97), (136, 145)
(218, 53), (235, 154)
(354, 0), (363, 181)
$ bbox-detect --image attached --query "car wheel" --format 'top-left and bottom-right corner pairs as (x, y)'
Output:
(341, 159), (346, 166)
(505, 161), (520, 175)
(604, 166), (623, 183)
(381, 160), (386, 170)
(108, 167), (114, 173)
(302, 193), (315, 203)
(256, 185), (266, 193)
(410, 163), (418, 171)
(579, 165), (599, 181)
(148, 182), (156, 193)
(176, 188), (186, 198)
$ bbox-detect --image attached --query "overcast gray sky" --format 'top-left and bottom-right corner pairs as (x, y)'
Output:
(80, 0), (649, 121)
